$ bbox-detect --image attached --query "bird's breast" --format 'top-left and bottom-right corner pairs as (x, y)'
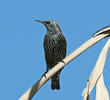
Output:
(44, 33), (61, 48)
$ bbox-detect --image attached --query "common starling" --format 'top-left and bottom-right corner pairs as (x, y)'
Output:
(36, 20), (67, 90)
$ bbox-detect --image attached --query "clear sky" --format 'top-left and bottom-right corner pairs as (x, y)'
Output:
(0, 0), (110, 100)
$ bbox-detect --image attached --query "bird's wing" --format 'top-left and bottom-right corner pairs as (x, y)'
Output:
(43, 34), (53, 68)
(43, 33), (66, 69)
(56, 33), (66, 60)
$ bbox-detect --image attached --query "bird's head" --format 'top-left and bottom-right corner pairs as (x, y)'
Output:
(36, 20), (62, 34)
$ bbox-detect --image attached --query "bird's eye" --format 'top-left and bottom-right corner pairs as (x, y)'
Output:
(45, 21), (50, 24)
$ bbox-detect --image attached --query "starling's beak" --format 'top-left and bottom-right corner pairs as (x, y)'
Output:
(35, 20), (49, 29)
(35, 20), (45, 24)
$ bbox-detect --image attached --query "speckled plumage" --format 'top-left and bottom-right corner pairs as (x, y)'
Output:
(37, 20), (66, 90)
(44, 33), (66, 69)
(44, 32), (66, 89)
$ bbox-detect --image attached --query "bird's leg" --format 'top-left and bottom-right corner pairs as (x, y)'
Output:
(42, 67), (49, 78)
(61, 60), (65, 64)
(60, 60), (65, 70)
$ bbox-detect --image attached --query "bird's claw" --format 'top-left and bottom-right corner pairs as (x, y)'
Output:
(42, 72), (47, 78)
(61, 60), (65, 64)
(60, 60), (65, 70)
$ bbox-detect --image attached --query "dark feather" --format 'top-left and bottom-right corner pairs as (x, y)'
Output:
(44, 32), (66, 89)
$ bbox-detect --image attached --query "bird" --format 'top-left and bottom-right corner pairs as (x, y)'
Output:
(36, 20), (67, 90)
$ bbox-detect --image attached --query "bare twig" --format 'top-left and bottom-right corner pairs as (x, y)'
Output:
(95, 74), (109, 100)
(82, 39), (110, 100)
(19, 34), (108, 100)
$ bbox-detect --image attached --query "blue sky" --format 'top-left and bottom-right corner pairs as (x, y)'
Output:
(0, 0), (110, 100)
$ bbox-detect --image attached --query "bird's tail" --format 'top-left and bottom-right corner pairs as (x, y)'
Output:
(51, 72), (60, 90)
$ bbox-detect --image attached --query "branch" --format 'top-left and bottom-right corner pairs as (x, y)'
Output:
(82, 39), (110, 100)
(95, 74), (109, 100)
(19, 34), (108, 100)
